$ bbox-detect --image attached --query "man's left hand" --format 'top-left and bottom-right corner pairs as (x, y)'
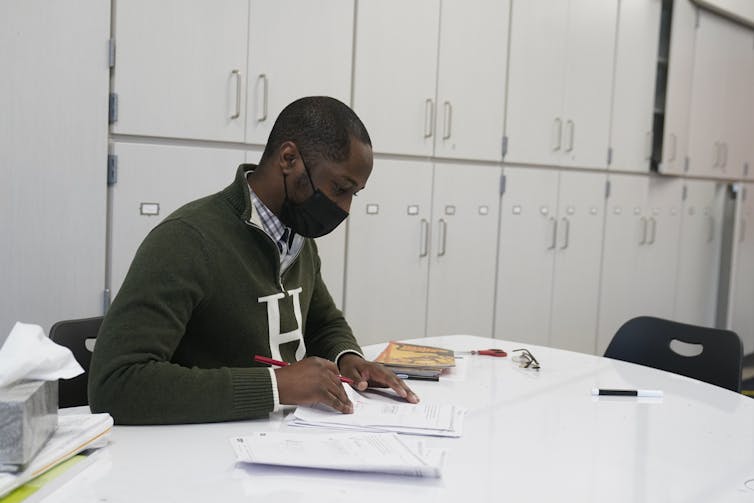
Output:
(338, 353), (420, 404)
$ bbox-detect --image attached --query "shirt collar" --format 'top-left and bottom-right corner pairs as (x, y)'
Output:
(245, 170), (288, 244)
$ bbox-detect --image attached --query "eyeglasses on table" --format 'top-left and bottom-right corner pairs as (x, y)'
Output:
(512, 348), (540, 370)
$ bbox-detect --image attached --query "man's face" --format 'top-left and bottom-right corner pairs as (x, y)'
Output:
(292, 140), (373, 214)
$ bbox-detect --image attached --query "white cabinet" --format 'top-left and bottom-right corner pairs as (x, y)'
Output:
(108, 143), (246, 298)
(344, 160), (501, 346)
(344, 160), (434, 344)
(609, 0), (662, 172)
(596, 174), (683, 353)
(111, 0), (249, 142)
(425, 165), (501, 338)
(0, 0), (110, 333)
(687, 10), (754, 179)
(495, 167), (606, 354)
(245, 0), (354, 145)
(674, 179), (726, 327)
(353, 0), (510, 161)
(434, 0), (510, 161)
(728, 183), (754, 354)
(353, 0), (439, 157)
(505, 0), (618, 170)
(659, 0), (697, 175)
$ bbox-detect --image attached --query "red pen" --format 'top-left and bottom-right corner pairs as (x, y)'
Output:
(253, 355), (355, 384)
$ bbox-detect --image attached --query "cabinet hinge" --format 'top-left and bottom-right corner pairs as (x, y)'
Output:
(108, 38), (116, 68)
(501, 136), (508, 159)
(107, 154), (118, 186)
(499, 174), (507, 196)
(683, 156), (689, 173)
(682, 184), (688, 201)
(108, 93), (118, 124)
(607, 147), (613, 166)
(103, 288), (112, 313)
(605, 180), (611, 199)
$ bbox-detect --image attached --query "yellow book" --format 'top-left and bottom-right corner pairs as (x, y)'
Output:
(374, 341), (455, 369)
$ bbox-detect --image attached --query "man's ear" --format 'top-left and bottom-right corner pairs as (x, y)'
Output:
(277, 141), (299, 175)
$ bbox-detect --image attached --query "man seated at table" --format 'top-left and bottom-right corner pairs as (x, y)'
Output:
(89, 96), (418, 424)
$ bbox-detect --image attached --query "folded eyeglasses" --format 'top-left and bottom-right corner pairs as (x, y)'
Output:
(511, 348), (540, 370)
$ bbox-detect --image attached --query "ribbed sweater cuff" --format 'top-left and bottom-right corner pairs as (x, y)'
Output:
(230, 367), (274, 419)
(328, 342), (365, 365)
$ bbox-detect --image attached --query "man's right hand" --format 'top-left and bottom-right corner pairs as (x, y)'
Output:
(274, 357), (353, 414)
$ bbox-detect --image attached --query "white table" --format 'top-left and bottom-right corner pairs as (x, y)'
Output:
(32, 335), (754, 503)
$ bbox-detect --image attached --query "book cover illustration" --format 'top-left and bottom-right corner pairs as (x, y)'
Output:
(374, 341), (456, 369)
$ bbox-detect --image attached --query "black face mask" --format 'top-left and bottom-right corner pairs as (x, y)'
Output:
(279, 155), (348, 238)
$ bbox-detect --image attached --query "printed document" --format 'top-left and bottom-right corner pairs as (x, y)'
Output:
(289, 385), (465, 437)
(231, 431), (445, 477)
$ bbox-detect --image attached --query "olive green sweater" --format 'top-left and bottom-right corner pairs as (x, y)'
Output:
(89, 165), (362, 424)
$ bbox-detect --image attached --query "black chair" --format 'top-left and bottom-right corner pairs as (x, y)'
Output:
(604, 316), (743, 393)
(49, 316), (103, 407)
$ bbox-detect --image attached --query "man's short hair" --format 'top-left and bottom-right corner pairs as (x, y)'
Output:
(260, 96), (371, 166)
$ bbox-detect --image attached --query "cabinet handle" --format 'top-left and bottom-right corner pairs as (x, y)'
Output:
(547, 217), (558, 250)
(565, 120), (574, 152)
(437, 218), (447, 256)
(645, 131), (652, 160)
(419, 219), (429, 257)
(560, 217), (570, 249)
(230, 69), (242, 120)
(639, 216), (648, 245)
(442, 101), (452, 140)
(424, 98), (434, 138)
(257, 74), (269, 122)
(669, 133), (677, 161)
(552, 118), (562, 151)
(721, 142), (728, 168)
(707, 215), (714, 243)
(713, 142), (720, 168)
(649, 217), (657, 245)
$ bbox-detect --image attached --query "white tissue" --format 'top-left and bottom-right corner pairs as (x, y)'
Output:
(0, 322), (84, 388)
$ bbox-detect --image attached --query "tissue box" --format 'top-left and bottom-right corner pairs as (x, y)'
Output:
(0, 380), (58, 472)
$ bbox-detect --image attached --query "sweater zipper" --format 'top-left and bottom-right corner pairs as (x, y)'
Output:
(244, 220), (303, 292)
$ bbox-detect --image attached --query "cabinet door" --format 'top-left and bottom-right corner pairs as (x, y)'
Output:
(560, 0), (618, 169)
(638, 177), (683, 320)
(246, 0), (354, 144)
(434, 0), (510, 161)
(728, 184), (754, 353)
(687, 10), (728, 178)
(674, 180), (725, 327)
(426, 165), (502, 338)
(112, 0), (249, 142)
(494, 167), (559, 347)
(353, 0), (439, 156)
(0, 0), (109, 333)
(609, 0), (662, 172)
(344, 160), (433, 346)
(550, 171), (607, 354)
(596, 174), (649, 354)
(722, 23), (754, 180)
(660, 0), (697, 175)
(109, 143), (245, 297)
(505, 0), (568, 166)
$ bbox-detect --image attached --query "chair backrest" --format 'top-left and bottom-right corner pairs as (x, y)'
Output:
(604, 316), (743, 392)
(49, 316), (103, 407)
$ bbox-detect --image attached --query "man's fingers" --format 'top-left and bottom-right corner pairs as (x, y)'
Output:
(325, 389), (353, 414)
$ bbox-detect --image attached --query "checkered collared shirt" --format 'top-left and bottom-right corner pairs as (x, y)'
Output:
(248, 185), (303, 273)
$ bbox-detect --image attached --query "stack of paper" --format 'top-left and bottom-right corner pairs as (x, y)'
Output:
(0, 413), (113, 498)
(289, 385), (465, 437)
(231, 431), (445, 477)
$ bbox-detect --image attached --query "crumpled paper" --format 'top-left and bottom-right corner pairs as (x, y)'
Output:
(0, 322), (84, 388)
